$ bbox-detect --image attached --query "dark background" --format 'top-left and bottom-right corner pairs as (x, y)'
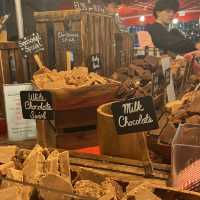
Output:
(0, 0), (74, 40)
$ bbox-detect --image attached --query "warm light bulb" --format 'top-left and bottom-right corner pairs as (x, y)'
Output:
(172, 18), (179, 24)
(139, 16), (145, 22)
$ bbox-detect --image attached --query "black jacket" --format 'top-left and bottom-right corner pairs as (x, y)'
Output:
(147, 23), (196, 54)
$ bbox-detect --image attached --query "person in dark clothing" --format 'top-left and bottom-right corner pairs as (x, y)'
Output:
(147, 0), (200, 54)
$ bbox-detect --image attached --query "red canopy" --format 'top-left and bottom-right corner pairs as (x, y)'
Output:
(119, 0), (200, 25)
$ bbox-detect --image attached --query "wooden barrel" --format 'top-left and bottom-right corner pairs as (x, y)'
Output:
(97, 102), (151, 161)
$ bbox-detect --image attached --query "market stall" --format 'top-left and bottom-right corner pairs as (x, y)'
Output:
(0, 0), (200, 199)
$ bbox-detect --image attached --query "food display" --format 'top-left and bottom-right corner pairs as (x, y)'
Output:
(171, 57), (200, 95)
(0, 145), (72, 200)
(0, 145), (158, 200)
(0, 145), (125, 200)
(1, 2), (200, 199)
(33, 67), (111, 90)
(32, 66), (120, 111)
(171, 58), (186, 80)
(159, 91), (200, 149)
(111, 63), (152, 99)
(1, 145), (200, 200)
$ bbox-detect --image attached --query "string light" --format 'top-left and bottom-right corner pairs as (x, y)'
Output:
(139, 16), (145, 22)
(172, 18), (179, 24)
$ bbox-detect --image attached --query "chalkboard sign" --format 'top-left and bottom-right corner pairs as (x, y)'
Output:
(90, 54), (101, 71)
(20, 91), (54, 120)
(17, 33), (45, 58)
(74, 0), (104, 12)
(111, 96), (159, 134)
(57, 31), (81, 50)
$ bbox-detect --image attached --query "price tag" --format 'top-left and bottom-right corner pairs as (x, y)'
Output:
(57, 31), (81, 50)
(17, 33), (44, 58)
(111, 96), (159, 135)
(90, 54), (101, 71)
(20, 91), (54, 120)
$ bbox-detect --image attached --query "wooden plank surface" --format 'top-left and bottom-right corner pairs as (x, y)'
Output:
(70, 165), (166, 187)
(0, 51), (5, 115)
(34, 10), (81, 22)
(100, 15), (106, 75)
(53, 22), (64, 70)
(0, 42), (17, 50)
(69, 154), (169, 180)
(69, 151), (170, 172)
(45, 121), (98, 149)
(34, 11), (123, 75)
(36, 22), (48, 67)
(1, 50), (10, 83)
(14, 49), (24, 82)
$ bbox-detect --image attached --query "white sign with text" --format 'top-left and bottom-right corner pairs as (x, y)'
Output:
(3, 84), (37, 141)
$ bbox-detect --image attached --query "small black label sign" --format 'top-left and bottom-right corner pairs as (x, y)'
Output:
(57, 31), (81, 50)
(90, 54), (101, 71)
(17, 33), (45, 58)
(111, 96), (159, 134)
(20, 91), (54, 120)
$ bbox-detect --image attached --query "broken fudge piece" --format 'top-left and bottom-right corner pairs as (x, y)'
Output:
(1, 168), (23, 188)
(0, 146), (17, 164)
(39, 173), (73, 200)
(0, 161), (15, 176)
(74, 180), (105, 199)
(45, 150), (60, 176)
(59, 151), (71, 182)
(23, 151), (45, 184)
(101, 178), (124, 200)
(186, 115), (200, 124)
(0, 186), (23, 200)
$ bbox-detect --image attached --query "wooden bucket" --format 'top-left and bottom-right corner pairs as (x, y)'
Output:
(97, 102), (151, 161)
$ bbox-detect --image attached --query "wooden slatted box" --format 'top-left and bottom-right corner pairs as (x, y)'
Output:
(0, 42), (37, 116)
(34, 10), (133, 76)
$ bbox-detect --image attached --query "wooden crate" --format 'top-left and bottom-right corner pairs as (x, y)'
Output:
(45, 120), (98, 149)
(0, 42), (37, 116)
(35, 82), (120, 149)
(34, 10), (133, 76)
(115, 32), (133, 68)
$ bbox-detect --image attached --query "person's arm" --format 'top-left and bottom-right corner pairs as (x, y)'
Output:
(166, 35), (196, 54)
(147, 24), (196, 54)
